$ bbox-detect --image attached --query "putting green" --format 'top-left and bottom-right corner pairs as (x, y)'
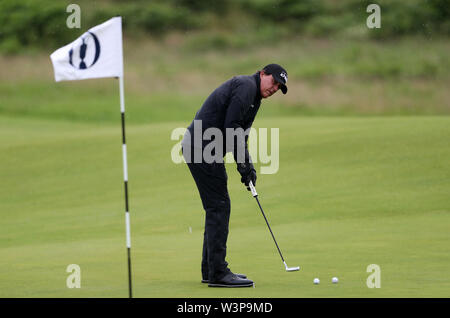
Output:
(0, 115), (449, 297)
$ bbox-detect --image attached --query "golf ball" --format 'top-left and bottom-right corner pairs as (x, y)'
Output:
(332, 277), (339, 284)
(313, 278), (320, 285)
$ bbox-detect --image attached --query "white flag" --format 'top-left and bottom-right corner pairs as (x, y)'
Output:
(50, 17), (123, 82)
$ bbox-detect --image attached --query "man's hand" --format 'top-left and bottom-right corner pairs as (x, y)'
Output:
(237, 162), (257, 190)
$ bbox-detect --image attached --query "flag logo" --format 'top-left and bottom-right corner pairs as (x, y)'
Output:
(50, 17), (123, 82)
(68, 32), (101, 70)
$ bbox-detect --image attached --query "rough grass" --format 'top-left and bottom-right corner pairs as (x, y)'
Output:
(1, 37), (449, 123)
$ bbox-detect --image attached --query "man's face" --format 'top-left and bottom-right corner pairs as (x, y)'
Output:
(260, 72), (281, 98)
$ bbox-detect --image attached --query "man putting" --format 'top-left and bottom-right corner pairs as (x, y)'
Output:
(181, 64), (288, 287)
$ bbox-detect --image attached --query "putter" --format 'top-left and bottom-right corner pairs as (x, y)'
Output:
(249, 181), (300, 272)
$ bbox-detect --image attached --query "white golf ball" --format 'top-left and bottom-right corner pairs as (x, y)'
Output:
(313, 278), (320, 285)
(332, 277), (339, 284)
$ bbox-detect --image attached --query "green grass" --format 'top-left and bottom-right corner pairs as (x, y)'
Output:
(1, 36), (449, 298)
(1, 115), (449, 297)
(0, 80), (205, 124)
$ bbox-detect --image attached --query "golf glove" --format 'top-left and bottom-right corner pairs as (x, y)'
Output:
(237, 162), (257, 190)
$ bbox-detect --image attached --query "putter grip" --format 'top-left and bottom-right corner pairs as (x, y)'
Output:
(249, 181), (258, 197)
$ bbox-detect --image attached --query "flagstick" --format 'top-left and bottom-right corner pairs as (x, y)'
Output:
(119, 75), (133, 298)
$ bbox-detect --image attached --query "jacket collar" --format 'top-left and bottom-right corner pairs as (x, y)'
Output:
(253, 71), (262, 101)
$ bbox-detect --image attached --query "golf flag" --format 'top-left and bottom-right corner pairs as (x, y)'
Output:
(50, 17), (123, 82)
(50, 17), (133, 298)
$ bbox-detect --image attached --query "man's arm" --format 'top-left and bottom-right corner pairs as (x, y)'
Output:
(223, 80), (253, 164)
(223, 79), (257, 188)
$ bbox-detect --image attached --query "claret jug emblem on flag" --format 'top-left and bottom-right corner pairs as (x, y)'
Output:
(68, 32), (101, 70)
(50, 16), (123, 82)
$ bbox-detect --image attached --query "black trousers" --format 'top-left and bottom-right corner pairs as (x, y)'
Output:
(183, 146), (231, 281)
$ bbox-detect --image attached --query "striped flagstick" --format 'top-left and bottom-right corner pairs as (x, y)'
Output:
(50, 17), (133, 297)
(118, 76), (133, 298)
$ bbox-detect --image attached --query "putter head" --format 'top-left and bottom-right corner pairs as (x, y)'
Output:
(284, 261), (300, 272)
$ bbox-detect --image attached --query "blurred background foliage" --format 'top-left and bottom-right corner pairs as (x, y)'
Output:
(1, 0), (449, 119)
(0, 0), (449, 54)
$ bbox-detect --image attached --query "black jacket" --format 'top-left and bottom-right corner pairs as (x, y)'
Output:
(182, 71), (262, 163)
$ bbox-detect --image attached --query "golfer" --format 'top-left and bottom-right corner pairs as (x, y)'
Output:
(181, 64), (288, 287)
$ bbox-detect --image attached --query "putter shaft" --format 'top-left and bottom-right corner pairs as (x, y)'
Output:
(249, 182), (299, 272)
